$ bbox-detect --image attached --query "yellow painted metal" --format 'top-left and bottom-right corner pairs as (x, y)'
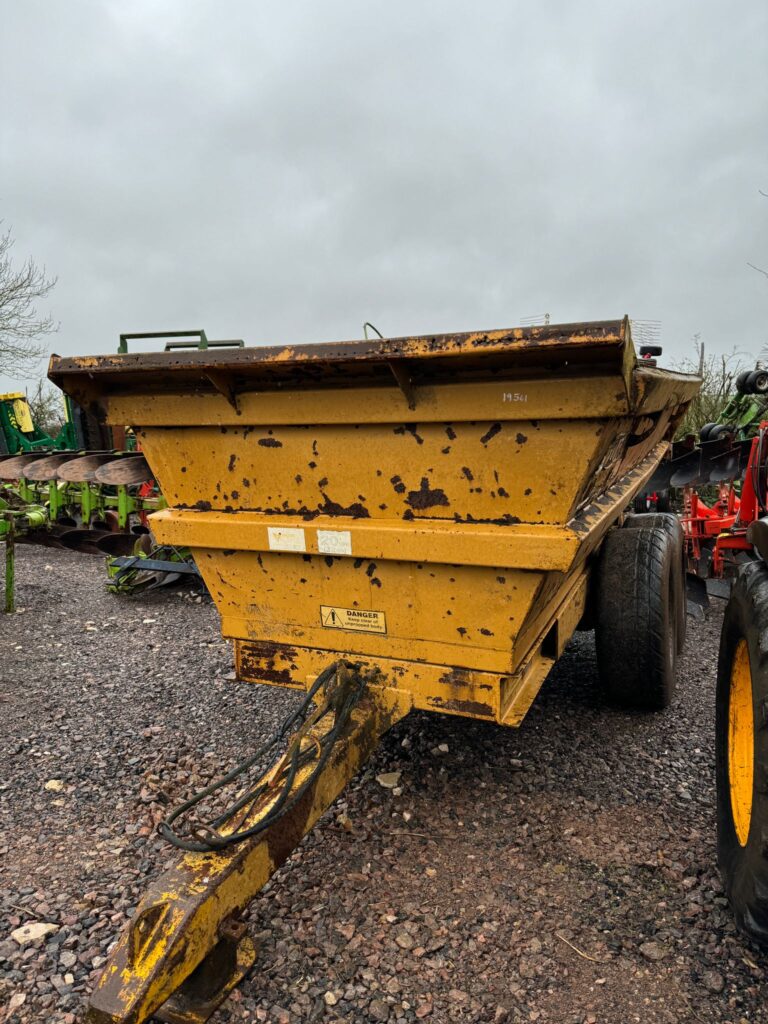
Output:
(86, 675), (411, 1024)
(728, 637), (755, 847)
(49, 318), (701, 1024)
(50, 318), (700, 727)
(0, 393), (35, 433)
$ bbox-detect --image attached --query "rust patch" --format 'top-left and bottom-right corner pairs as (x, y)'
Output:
(515, 432), (528, 445)
(480, 422), (502, 445)
(318, 493), (370, 518)
(227, 453), (237, 472)
(453, 511), (520, 525)
(439, 665), (470, 686)
(238, 639), (300, 686)
(266, 783), (316, 868)
(258, 437), (283, 448)
(428, 696), (494, 718)
(445, 426), (457, 440)
(406, 477), (450, 510)
(394, 423), (424, 445)
(390, 475), (406, 494)
(461, 466), (474, 481)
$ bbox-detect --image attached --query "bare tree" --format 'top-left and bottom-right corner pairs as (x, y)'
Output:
(0, 225), (58, 377)
(26, 380), (65, 436)
(673, 336), (747, 439)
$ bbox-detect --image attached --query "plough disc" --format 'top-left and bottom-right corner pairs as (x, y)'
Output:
(23, 452), (86, 481)
(56, 452), (121, 481)
(94, 455), (151, 485)
(0, 453), (52, 480)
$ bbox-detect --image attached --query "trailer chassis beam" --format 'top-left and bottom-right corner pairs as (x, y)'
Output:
(86, 676), (411, 1024)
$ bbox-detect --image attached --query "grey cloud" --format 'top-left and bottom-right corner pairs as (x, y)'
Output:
(1, 0), (766, 390)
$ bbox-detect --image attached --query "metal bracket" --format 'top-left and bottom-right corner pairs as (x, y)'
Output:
(204, 370), (240, 413)
(118, 331), (209, 354)
(154, 919), (257, 1024)
(387, 359), (417, 410)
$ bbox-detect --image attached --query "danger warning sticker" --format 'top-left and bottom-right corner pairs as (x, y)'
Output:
(320, 605), (387, 634)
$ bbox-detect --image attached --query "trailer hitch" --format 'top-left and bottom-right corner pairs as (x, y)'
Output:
(85, 663), (411, 1024)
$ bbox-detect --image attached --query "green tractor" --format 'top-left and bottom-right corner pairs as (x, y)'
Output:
(0, 390), (109, 454)
(698, 366), (768, 446)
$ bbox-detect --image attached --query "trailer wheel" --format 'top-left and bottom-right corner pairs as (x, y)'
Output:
(624, 512), (686, 652)
(716, 561), (768, 949)
(595, 525), (677, 709)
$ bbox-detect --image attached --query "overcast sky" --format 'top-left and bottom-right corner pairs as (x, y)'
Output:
(1, 0), (766, 390)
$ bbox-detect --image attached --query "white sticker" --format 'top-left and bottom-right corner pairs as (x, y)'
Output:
(267, 526), (306, 552)
(317, 529), (352, 556)
(321, 606), (387, 634)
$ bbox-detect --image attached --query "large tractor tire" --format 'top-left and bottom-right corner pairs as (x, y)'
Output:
(595, 525), (678, 710)
(716, 561), (768, 948)
(624, 512), (686, 652)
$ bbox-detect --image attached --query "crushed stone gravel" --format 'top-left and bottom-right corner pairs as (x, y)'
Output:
(0, 545), (765, 1023)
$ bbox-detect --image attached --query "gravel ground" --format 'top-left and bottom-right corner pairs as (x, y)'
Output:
(1, 545), (766, 1024)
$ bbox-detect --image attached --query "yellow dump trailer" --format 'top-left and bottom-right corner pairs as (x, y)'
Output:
(50, 318), (699, 1024)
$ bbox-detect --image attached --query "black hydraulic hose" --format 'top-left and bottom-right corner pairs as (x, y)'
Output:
(157, 661), (365, 853)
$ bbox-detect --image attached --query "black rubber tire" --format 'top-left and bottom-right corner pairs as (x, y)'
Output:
(747, 369), (768, 395)
(716, 561), (768, 948)
(736, 370), (751, 395)
(708, 423), (733, 442)
(624, 512), (686, 653)
(595, 525), (678, 710)
(700, 422), (718, 442)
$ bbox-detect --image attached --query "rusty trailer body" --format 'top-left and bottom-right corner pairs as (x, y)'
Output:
(51, 318), (697, 726)
(49, 318), (700, 1024)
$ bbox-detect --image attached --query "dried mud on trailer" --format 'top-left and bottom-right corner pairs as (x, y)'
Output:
(49, 317), (700, 1023)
